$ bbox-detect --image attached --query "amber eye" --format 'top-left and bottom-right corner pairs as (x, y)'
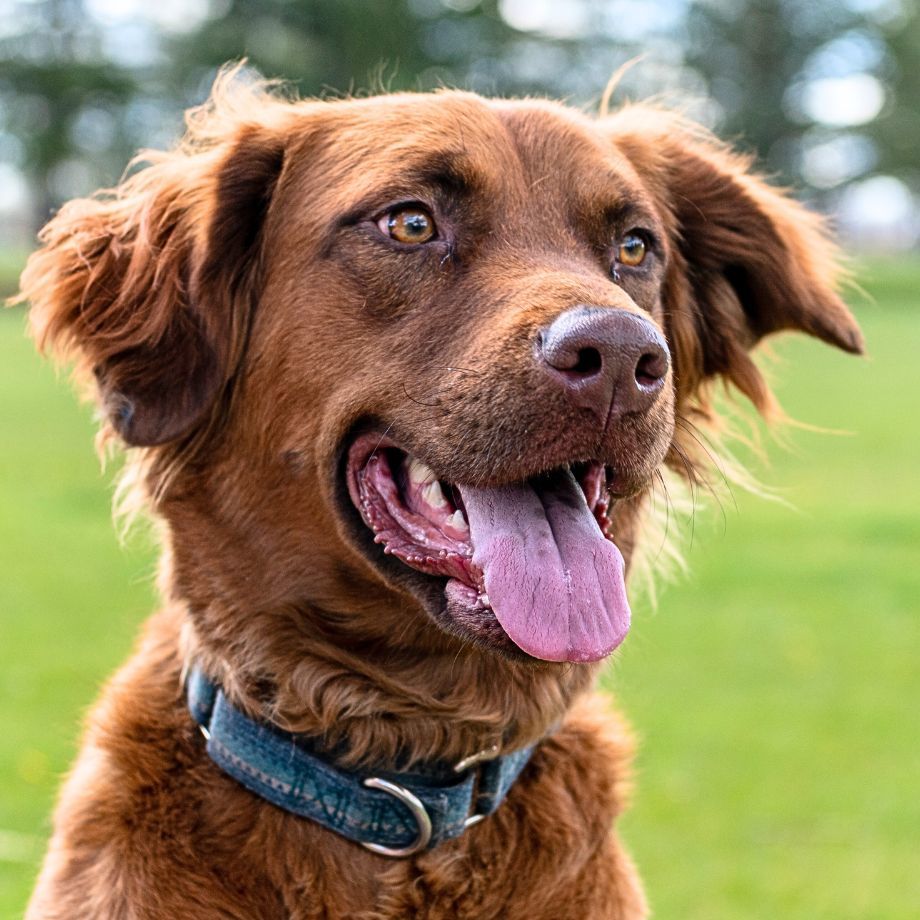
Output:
(616, 232), (648, 268)
(381, 206), (437, 244)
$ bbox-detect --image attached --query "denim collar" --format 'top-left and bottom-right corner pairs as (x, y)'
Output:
(186, 667), (535, 857)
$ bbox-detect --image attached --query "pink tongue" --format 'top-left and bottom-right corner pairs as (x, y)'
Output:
(459, 469), (630, 663)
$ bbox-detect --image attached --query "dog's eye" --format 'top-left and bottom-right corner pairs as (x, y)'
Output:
(381, 206), (437, 244)
(616, 232), (648, 268)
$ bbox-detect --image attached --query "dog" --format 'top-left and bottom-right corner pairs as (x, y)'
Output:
(17, 70), (862, 918)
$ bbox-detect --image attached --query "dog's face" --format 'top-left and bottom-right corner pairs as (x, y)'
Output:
(250, 95), (679, 663)
(22, 88), (862, 670)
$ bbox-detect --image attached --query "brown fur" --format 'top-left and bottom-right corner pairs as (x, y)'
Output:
(16, 71), (861, 918)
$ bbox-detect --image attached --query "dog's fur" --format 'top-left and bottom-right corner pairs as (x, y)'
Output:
(17, 73), (862, 918)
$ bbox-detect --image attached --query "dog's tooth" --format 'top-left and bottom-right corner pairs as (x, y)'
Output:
(480, 593), (491, 608)
(407, 457), (435, 485)
(422, 479), (447, 508)
(446, 509), (468, 532)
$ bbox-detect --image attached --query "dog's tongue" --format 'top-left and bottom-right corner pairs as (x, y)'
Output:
(459, 469), (630, 662)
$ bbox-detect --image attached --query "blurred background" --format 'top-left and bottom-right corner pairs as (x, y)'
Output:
(0, 1), (917, 918)
(3, 0), (920, 257)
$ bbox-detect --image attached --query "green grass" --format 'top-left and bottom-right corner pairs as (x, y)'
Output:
(0, 306), (158, 916)
(0, 250), (30, 299)
(1, 262), (917, 917)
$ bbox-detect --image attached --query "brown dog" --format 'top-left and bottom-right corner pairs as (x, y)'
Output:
(18, 72), (862, 918)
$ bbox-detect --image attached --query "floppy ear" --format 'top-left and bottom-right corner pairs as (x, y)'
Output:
(607, 107), (863, 413)
(18, 123), (285, 446)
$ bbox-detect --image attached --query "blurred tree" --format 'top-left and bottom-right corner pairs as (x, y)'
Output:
(159, 0), (649, 110)
(686, 0), (865, 188)
(0, 0), (582, 234)
(163, 0), (520, 104)
(0, 0), (138, 231)
(868, 3), (920, 187)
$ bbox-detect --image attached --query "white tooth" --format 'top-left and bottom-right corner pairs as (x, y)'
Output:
(422, 479), (448, 508)
(447, 509), (468, 532)
(407, 457), (435, 485)
(480, 594), (491, 608)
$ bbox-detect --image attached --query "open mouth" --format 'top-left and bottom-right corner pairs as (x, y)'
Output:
(346, 433), (631, 663)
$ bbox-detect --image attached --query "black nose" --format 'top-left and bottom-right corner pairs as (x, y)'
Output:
(537, 305), (670, 422)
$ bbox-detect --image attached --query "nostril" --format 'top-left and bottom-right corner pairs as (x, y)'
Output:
(635, 351), (667, 388)
(572, 346), (602, 376)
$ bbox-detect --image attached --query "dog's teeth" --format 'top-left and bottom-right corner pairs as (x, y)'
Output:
(407, 457), (436, 485)
(446, 509), (468, 532)
(422, 480), (447, 508)
(480, 593), (491, 608)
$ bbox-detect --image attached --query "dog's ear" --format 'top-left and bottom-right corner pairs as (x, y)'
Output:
(607, 108), (863, 411)
(18, 123), (285, 446)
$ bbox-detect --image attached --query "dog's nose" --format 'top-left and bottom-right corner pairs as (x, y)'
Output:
(537, 306), (670, 421)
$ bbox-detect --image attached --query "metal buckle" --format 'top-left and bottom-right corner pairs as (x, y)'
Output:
(462, 812), (486, 829)
(454, 743), (500, 830)
(453, 743), (500, 774)
(361, 745), (502, 856)
(360, 777), (433, 858)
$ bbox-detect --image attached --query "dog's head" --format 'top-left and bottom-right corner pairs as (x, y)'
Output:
(20, 77), (862, 671)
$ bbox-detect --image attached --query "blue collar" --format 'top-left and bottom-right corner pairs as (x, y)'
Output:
(187, 667), (535, 857)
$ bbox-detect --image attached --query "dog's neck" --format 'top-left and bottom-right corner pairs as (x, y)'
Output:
(158, 482), (646, 771)
(177, 606), (597, 771)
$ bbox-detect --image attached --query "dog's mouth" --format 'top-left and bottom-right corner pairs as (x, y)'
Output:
(346, 433), (630, 663)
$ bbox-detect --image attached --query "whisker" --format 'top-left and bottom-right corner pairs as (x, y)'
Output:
(401, 382), (440, 408)
(663, 452), (699, 552)
(424, 364), (486, 379)
(442, 366), (484, 376)
(363, 422), (396, 473)
(651, 468), (674, 560)
(673, 414), (748, 540)
(673, 435), (726, 536)
(676, 415), (738, 508)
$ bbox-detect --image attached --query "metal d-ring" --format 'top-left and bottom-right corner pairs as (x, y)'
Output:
(453, 743), (500, 774)
(360, 777), (433, 858)
(453, 743), (501, 830)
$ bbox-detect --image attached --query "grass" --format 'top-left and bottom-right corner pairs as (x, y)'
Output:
(1, 259), (917, 917)
(0, 250), (30, 300)
(0, 303), (158, 915)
